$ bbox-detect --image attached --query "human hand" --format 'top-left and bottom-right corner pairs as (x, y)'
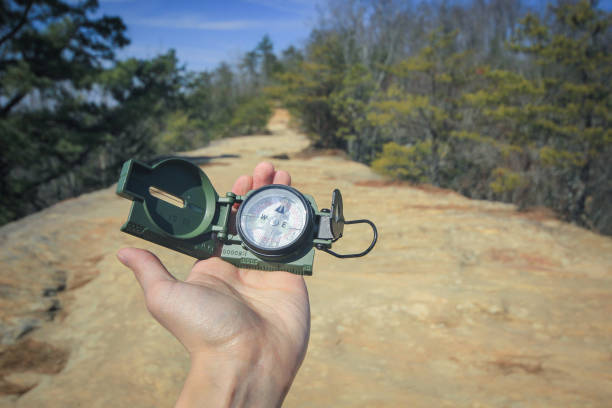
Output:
(117, 162), (310, 408)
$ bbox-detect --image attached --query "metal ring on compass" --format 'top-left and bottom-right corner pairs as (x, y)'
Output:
(236, 184), (315, 258)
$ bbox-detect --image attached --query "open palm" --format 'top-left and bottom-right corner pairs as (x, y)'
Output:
(117, 162), (310, 405)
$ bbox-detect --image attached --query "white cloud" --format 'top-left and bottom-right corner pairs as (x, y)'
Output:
(129, 16), (302, 31)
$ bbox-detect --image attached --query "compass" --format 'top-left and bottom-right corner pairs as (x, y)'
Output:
(237, 185), (313, 257)
(116, 158), (377, 275)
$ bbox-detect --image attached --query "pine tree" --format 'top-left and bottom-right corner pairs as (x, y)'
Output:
(273, 31), (348, 148)
(369, 29), (474, 185)
(466, 0), (611, 230)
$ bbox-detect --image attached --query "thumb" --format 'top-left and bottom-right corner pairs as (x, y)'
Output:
(117, 248), (176, 294)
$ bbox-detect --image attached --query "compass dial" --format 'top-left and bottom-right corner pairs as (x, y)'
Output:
(237, 185), (312, 256)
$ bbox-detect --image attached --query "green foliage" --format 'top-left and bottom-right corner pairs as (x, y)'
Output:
(274, 31), (348, 149)
(0, 49), (184, 222)
(1, 0), (611, 236)
(466, 0), (612, 229)
(0, 0), (191, 224)
(1, 0), (129, 222)
(238, 34), (282, 92)
(179, 39), (276, 144)
(367, 28), (474, 185)
(156, 111), (202, 152)
(228, 97), (272, 136)
(371, 142), (431, 182)
(539, 146), (586, 169)
(489, 168), (526, 194)
(272, 0), (612, 235)
(256, 35), (281, 83)
(0, 0), (128, 113)
(0, 7), (280, 226)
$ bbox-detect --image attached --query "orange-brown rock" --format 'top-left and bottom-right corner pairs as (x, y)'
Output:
(1, 110), (611, 407)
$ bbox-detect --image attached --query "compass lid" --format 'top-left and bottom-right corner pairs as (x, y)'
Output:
(117, 158), (218, 239)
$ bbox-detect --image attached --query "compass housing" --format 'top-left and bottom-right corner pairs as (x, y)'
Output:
(236, 184), (315, 259)
(117, 158), (375, 275)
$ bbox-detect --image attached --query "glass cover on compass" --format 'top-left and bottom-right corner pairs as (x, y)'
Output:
(238, 186), (310, 254)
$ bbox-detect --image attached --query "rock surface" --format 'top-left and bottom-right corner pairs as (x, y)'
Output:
(1, 109), (611, 407)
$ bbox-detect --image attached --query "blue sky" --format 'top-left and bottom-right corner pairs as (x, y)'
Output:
(96, 0), (612, 73)
(96, 0), (320, 72)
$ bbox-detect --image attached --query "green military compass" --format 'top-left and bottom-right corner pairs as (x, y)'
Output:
(116, 158), (377, 275)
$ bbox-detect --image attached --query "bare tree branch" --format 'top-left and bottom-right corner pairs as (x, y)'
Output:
(0, 0), (34, 48)
(0, 91), (26, 117)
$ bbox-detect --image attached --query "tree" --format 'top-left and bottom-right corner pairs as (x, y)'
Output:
(519, 0), (611, 228)
(0, 0), (128, 116)
(0, 1), (193, 224)
(256, 34), (280, 85)
(368, 29), (475, 185)
(239, 50), (260, 89)
(466, 0), (612, 231)
(0, 0), (130, 223)
(183, 56), (273, 144)
(0, 49), (184, 223)
(274, 31), (347, 148)
(279, 46), (303, 72)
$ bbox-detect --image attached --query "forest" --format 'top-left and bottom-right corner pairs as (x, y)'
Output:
(1, 0), (611, 235)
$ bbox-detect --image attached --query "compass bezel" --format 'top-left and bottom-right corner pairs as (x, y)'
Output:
(236, 184), (314, 258)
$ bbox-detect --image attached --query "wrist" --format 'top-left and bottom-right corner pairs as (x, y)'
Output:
(175, 350), (293, 408)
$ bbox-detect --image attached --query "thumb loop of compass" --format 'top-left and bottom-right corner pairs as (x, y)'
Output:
(318, 219), (378, 259)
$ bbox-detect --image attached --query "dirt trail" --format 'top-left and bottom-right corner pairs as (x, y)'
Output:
(1, 109), (612, 407)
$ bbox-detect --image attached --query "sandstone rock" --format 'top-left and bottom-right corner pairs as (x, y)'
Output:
(0, 110), (611, 407)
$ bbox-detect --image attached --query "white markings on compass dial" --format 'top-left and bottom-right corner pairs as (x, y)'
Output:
(239, 187), (307, 250)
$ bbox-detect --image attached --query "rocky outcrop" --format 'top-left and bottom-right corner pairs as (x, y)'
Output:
(1, 110), (611, 407)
